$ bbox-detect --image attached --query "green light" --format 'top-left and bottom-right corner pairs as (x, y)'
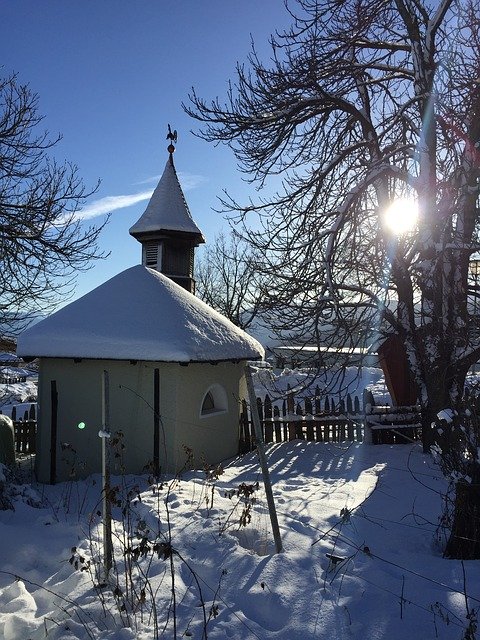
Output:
(78, 421), (86, 430)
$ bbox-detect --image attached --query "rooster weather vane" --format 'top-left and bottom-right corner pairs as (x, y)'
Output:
(167, 124), (177, 157)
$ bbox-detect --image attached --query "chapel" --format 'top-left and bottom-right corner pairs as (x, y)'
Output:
(17, 134), (263, 482)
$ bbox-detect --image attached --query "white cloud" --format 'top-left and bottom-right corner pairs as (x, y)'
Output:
(134, 175), (161, 186)
(76, 190), (154, 221)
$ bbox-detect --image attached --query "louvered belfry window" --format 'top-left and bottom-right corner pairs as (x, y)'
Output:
(145, 242), (158, 268)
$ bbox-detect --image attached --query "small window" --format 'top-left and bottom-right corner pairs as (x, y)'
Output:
(145, 243), (158, 268)
(200, 384), (228, 417)
(201, 391), (215, 414)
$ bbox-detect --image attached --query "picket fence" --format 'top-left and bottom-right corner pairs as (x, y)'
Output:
(14, 420), (37, 454)
(239, 389), (367, 452)
(239, 387), (424, 452)
(0, 403), (37, 454)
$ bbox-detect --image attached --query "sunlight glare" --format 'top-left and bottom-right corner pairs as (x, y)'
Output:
(383, 198), (418, 235)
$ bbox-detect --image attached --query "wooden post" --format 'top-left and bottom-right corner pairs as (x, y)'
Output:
(245, 364), (283, 554)
(100, 370), (113, 582)
(314, 389), (323, 442)
(257, 396), (264, 442)
(305, 398), (314, 441)
(264, 395), (273, 443)
(295, 401), (304, 439)
(153, 368), (160, 477)
(346, 394), (353, 414)
(50, 380), (58, 484)
(281, 399), (288, 442)
(273, 405), (282, 443)
(287, 386), (295, 441)
(239, 399), (251, 453)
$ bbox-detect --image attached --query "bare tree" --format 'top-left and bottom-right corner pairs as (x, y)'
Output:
(0, 74), (108, 337)
(195, 231), (264, 330)
(186, 0), (480, 557)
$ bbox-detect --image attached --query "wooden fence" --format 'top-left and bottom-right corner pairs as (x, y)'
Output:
(239, 388), (423, 452)
(239, 390), (365, 452)
(364, 405), (422, 444)
(13, 420), (37, 454)
(0, 403), (37, 454)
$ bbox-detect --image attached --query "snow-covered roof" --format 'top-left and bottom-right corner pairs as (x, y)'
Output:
(129, 156), (205, 241)
(17, 266), (264, 363)
(0, 352), (18, 363)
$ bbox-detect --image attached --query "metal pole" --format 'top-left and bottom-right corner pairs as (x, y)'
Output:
(99, 369), (113, 582)
(49, 380), (58, 485)
(153, 368), (160, 478)
(245, 364), (283, 553)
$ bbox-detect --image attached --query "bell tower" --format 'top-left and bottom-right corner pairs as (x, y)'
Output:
(129, 127), (205, 293)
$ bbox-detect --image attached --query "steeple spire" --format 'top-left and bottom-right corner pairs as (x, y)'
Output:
(129, 128), (205, 293)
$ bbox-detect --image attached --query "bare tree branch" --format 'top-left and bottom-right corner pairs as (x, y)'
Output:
(0, 74), (108, 336)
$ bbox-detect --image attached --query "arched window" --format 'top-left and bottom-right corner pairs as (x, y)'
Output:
(202, 391), (215, 413)
(200, 384), (228, 417)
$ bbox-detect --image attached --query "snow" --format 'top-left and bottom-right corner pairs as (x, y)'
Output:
(0, 383), (38, 415)
(129, 158), (204, 240)
(0, 442), (478, 639)
(0, 366), (31, 378)
(437, 408), (455, 423)
(253, 365), (390, 405)
(16, 266), (264, 363)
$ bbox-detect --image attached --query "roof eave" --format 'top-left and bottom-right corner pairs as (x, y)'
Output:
(128, 228), (206, 245)
(18, 353), (264, 365)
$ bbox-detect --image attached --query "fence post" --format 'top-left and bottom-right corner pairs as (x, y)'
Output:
(363, 389), (373, 444)
(239, 399), (251, 453)
(346, 394), (353, 414)
(257, 396), (264, 443)
(305, 397), (314, 441)
(287, 386), (296, 441)
(245, 365), (283, 554)
(314, 390), (323, 441)
(264, 395), (273, 443)
(28, 421), (36, 453)
(282, 399), (288, 441)
(273, 405), (282, 443)
(354, 395), (361, 413)
(295, 401), (304, 439)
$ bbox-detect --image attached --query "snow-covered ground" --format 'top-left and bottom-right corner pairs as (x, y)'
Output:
(1, 441), (478, 639)
(0, 355), (38, 416)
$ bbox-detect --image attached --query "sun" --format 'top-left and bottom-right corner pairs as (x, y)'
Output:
(383, 198), (419, 235)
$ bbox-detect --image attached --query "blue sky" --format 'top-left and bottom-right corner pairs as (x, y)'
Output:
(1, 1), (290, 301)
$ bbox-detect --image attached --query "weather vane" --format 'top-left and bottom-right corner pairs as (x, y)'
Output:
(167, 124), (177, 156)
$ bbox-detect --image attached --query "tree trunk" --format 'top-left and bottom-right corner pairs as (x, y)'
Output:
(421, 405), (436, 453)
(444, 482), (480, 559)
(421, 381), (450, 453)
